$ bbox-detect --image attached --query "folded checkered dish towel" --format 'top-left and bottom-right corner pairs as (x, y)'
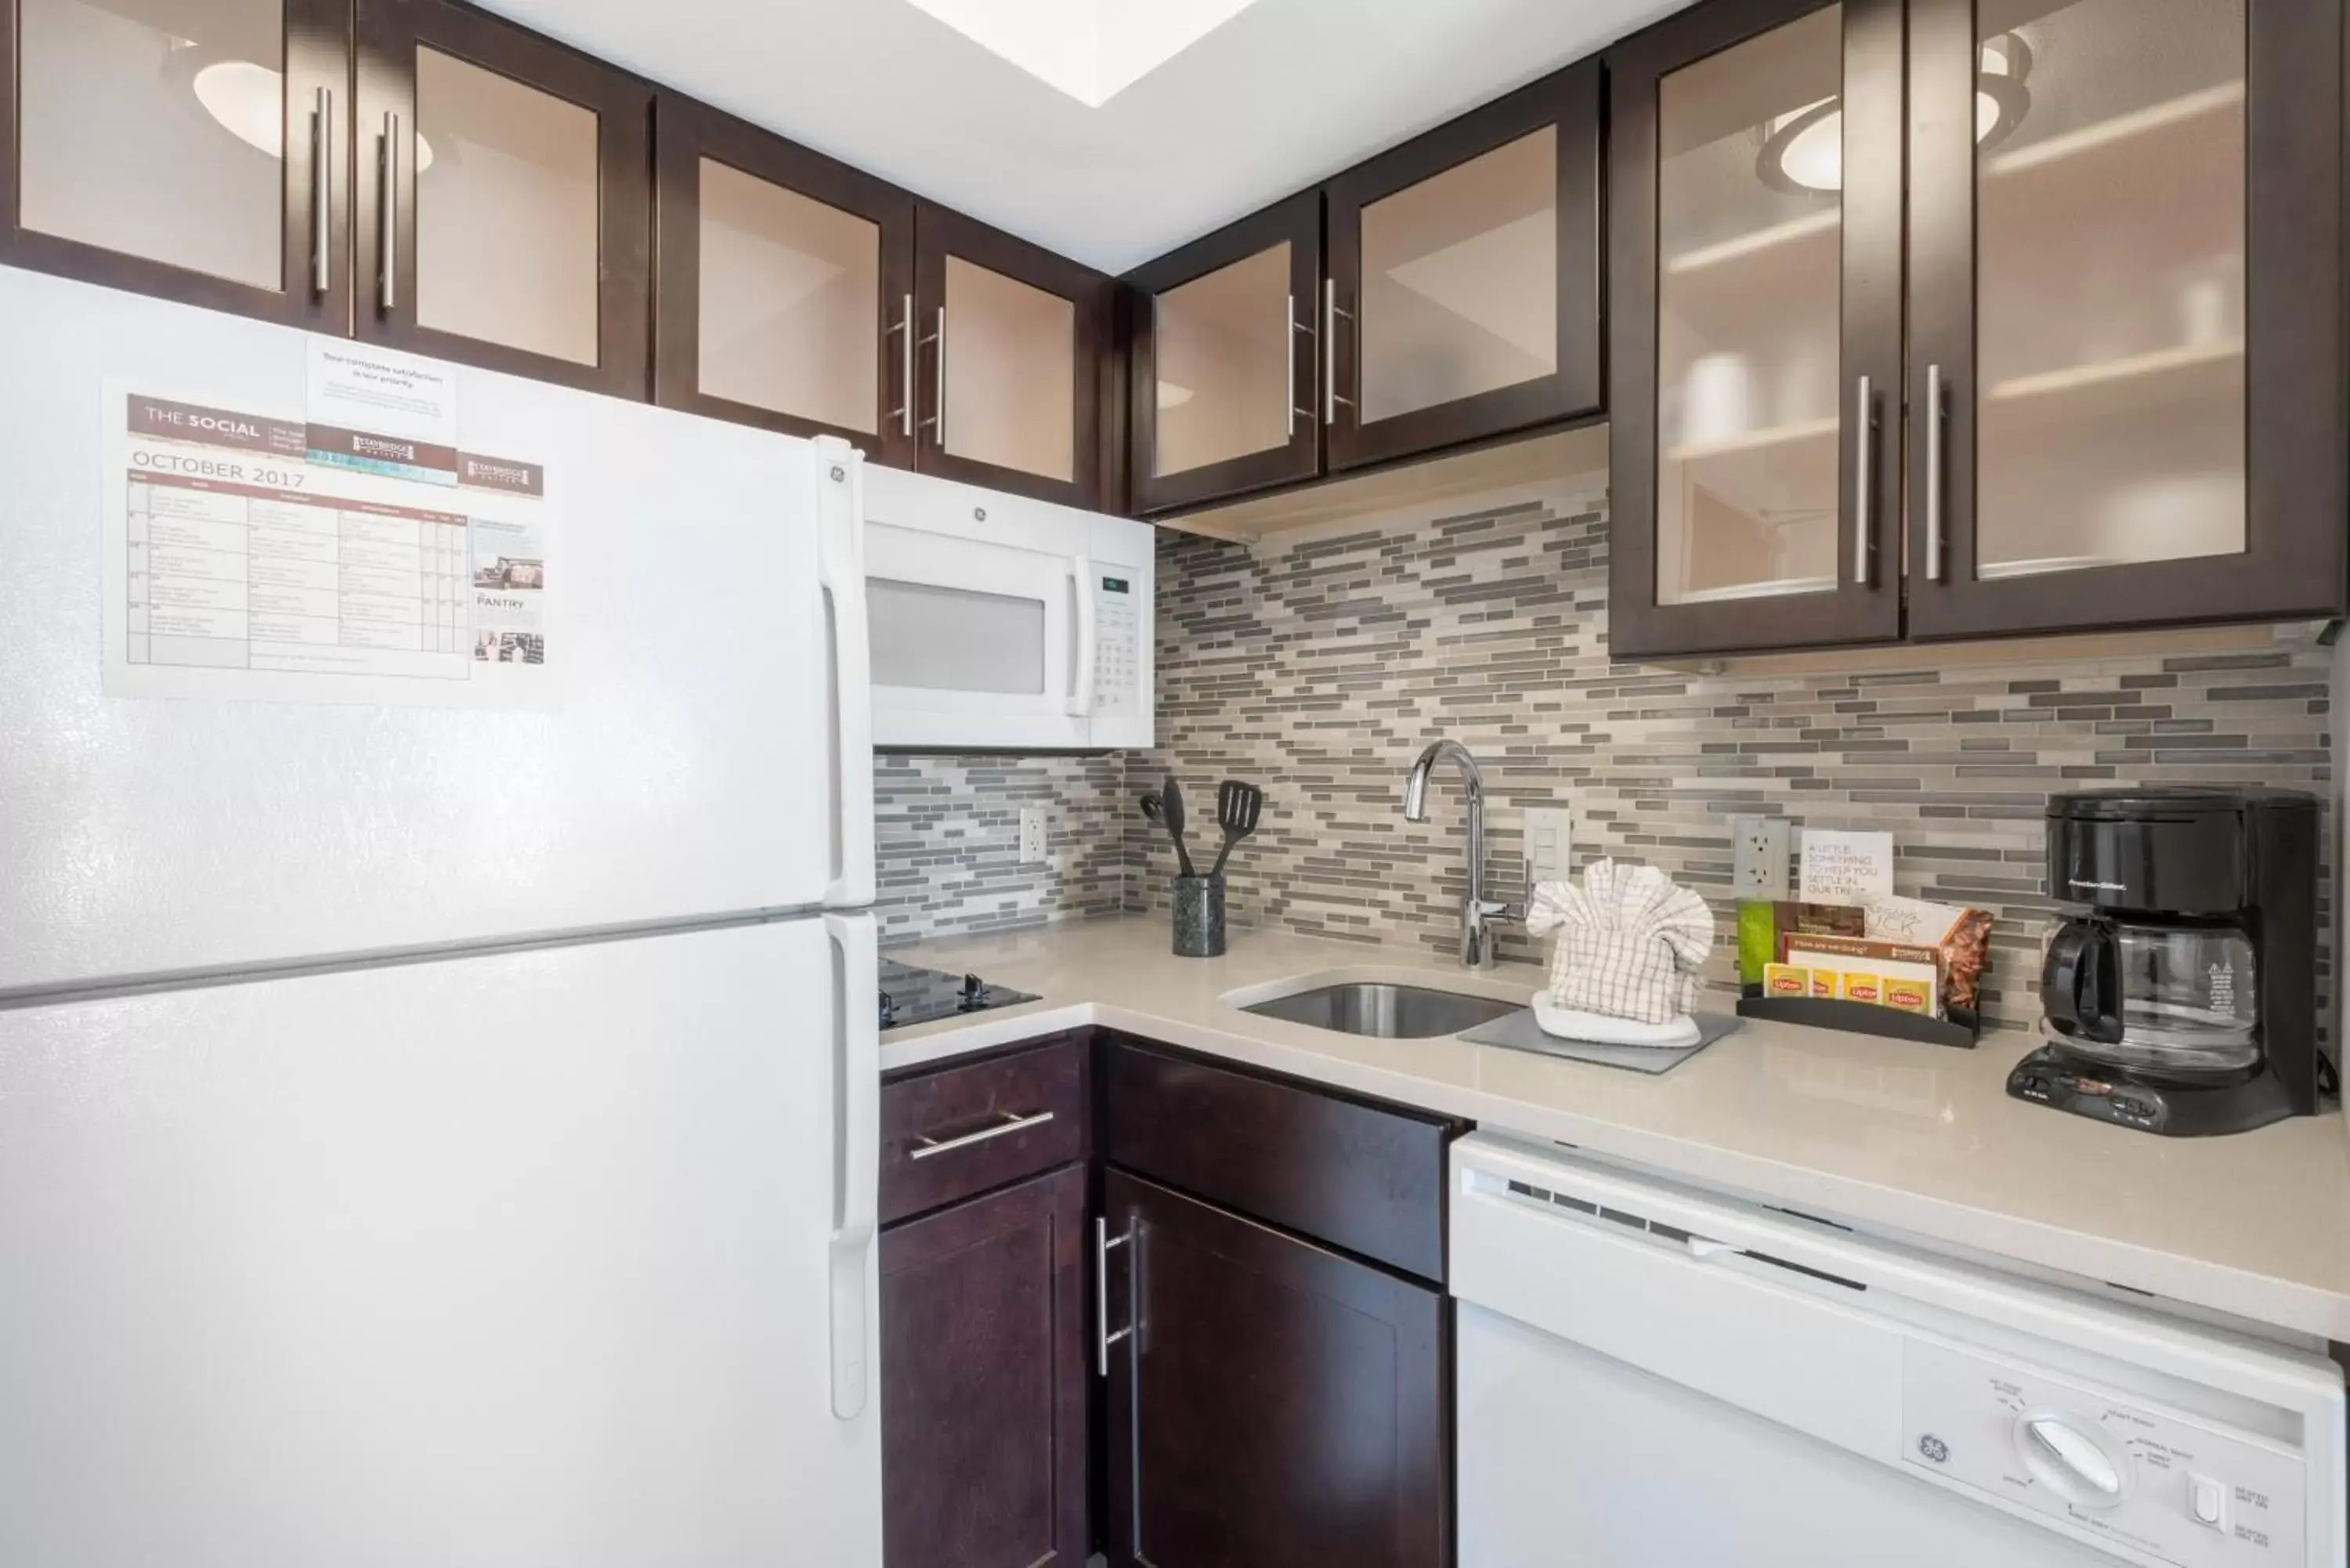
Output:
(1526, 860), (1716, 1026)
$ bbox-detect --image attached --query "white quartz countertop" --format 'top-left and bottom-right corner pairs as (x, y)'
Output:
(884, 917), (2350, 1343)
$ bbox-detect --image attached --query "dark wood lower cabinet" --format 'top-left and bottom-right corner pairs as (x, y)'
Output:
(881, 1162), (1088, 1568)
(1101, 1168), (1450, 1568)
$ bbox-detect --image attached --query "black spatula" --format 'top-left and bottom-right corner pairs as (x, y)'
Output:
(1206, 780), (1263, 878)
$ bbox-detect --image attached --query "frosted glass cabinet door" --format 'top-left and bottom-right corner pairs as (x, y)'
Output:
(1906, 0), (2345, 638)
(1607, 0), (1906, 660)
(652, 92), (916, 467)
(1126, 191), (1321, 513)
(2, 0), (349, 327)
(353, 0), (651, 396)
(1323, 61), (1602, 471)
(914, 204), (1108, 509)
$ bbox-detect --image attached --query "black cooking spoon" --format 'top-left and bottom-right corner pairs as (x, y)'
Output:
(1159, 774), (1197, 879)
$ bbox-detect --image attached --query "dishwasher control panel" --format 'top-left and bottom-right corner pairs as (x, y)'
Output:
(1902, 1342), (2307, 1566)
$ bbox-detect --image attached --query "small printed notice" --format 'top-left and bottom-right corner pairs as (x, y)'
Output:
(1798, 829), (1896, 905)
(104, 363), (556, 708)
(305, 341), (460, 485)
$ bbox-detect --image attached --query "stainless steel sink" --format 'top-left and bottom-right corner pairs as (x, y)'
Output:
(1241, 981), (1519, 1039)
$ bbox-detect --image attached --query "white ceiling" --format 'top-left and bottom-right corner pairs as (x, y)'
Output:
(475, 0), (1695, 275)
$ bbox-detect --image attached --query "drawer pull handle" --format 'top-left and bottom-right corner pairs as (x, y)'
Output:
(908, 1107), (1054, 1160)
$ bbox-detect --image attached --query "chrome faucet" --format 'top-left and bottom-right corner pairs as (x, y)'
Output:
(1402, 739), (1519, 970)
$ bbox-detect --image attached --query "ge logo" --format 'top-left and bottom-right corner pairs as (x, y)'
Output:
(829, 464), (846, 482)
(1917, 1435), (1950, 1464)
(973, 507), (988, 522)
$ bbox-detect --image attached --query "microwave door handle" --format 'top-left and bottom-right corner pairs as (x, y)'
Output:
(1066, 557), (1096, 718)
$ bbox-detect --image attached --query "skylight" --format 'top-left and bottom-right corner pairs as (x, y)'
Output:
(903, 0), (1260, 107)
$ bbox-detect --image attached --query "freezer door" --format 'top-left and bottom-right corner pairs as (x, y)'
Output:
(0, 916), (883, 1568)
(0, 266), (874, 993)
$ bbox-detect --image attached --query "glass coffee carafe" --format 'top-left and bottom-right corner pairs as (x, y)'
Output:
(2041, 916), (2259, 1078)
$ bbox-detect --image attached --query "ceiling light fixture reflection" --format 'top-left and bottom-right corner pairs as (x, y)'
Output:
(1759, 34), (2032, 195)
(190, 58), (435, 169)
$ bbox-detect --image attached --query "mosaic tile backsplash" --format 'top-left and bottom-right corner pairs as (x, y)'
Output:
(874, 481), (2334, 1035)
(873, 753), (1127, 945)
(1126, 482), (2332, 1031)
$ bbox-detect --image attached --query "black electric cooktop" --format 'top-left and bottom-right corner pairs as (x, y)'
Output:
(878, 959), (1039, 1031)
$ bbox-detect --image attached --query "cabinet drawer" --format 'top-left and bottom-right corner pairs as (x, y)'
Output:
(880, 1036), (1085, 1225)
(1101, 1036), (1460, 1281)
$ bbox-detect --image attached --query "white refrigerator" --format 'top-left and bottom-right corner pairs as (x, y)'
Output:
(0, 266), (885, 1566)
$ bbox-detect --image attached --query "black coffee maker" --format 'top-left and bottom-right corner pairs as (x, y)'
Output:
(2011, 786), (2325, 1136)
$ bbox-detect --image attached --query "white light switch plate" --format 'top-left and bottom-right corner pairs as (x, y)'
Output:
(1018, 807), (1047, 863)
(1525, 805), (1574, 893)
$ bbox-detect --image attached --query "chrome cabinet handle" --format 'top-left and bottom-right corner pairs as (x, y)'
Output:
(1322, 278), (1354, 426)
(1095, 1216), (1133, 1375)
(377, 110), (399, 315)
(918, 307), (945, 447)
(311, 87), (332, 296)
(887, 293), (913, 438)
(1851, 374), (1875, 586)
(909, 1107), (1054, 1161)
(1924, 363), (1946, 583)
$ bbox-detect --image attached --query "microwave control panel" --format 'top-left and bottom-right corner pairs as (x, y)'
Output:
(1900, 1341), (2308, 1567)
(1092, 572), (1144, 718)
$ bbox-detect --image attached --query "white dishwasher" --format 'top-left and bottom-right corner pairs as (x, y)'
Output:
(1451, 1132), (2346, 1568)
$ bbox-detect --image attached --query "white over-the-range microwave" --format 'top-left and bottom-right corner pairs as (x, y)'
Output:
(863, 464), (1154, 751)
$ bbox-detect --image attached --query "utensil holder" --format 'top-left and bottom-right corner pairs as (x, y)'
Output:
(1171, 875), (1226, 959)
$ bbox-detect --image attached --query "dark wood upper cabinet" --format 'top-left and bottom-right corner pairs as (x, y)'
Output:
(1124, 192), (1323, 514)
(1324, 59), (1605, 474)
(1100, 1169), (1448, 1568)
(882, 1163), (1089, 1568)
(1903, 0), (2345, 640)
(1609, 0), (2348, 660)
(353, 0), (651, 397)
(913, 202), (1110, 509)
(652, 92), (917, 467)
(1608, 0), (1908, 660)
(0, 0), (352, 331)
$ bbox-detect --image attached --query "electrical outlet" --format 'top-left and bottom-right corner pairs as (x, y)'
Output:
(1731, 815), (1791, 900)
(1018, 807), (1048, 863)
(1524, 805), (1574, 894)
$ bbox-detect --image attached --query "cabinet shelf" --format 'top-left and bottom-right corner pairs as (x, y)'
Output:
(1985, 81), (2243, 182)
(1664, 415), (1838, 464)
(1983, 340), (2243, 411)
(1665, 209), (1838, 276)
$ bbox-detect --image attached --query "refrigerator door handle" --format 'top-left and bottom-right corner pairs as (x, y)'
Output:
(1066, 557), (1097, 719)
(825, 911), (880, 1422)
(814, 440), (875, 909)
